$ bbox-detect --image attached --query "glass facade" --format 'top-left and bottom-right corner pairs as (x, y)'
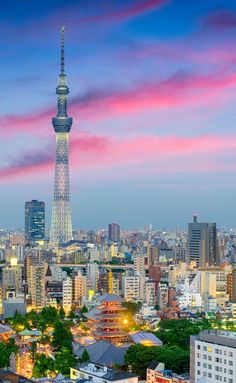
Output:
(25, 200), (45, 242)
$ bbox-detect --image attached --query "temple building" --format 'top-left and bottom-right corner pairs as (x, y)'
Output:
(85, 294), (129, 343)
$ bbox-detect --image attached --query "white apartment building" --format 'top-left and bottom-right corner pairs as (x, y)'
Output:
(203, 295), (217, 312)
(177, 292), (202, 310)
(134, 254), (145, 276)
(122, 275), (140, 301)
(145, 280), (157, 306)
(73, 271), (87, 306)
(87, 263), (99, 291)
(157, 283), (168, 309)
(190, 330), (236, 383)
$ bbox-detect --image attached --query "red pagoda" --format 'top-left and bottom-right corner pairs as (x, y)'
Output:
(85, 294), (129, 343)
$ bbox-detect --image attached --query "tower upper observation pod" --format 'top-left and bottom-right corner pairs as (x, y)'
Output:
(52, 26), (73, 134)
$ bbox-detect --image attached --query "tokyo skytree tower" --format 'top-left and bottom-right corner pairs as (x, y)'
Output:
(50, 27), (73, 244)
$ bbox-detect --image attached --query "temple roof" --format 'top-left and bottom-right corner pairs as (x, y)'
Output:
(96, 294), (122, 303)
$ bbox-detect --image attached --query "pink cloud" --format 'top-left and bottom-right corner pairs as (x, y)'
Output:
(1, 133), (236, 182)
(2, 69), (236, 141)
(76, 0), (167, 25)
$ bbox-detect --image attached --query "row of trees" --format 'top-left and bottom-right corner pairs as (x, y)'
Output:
(125, 318), (213, 378)
(125, 344), (189, 377)
(154, 318), (212, 348)
(7, 306), (67, 332)
(8, 305), (88, 333)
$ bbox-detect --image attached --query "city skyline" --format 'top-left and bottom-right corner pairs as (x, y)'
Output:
(1, 0), (236, 228)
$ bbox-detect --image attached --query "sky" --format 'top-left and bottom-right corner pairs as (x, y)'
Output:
(2, 0), (236, 230)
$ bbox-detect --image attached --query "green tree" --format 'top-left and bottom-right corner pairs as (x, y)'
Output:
(122, 301), (141, 315)
(10, 311), (29, 332)
(59, 307), (66, 320)
(29, 341), (37, 362)
(81, 349), (90, 362)
(33, 354), (54, 378)
(41, 306), (58, 325)
(68, 310), (76, 319)
(38, 319), (47, 334)
(27, 310), (40, 328)
(155, 319), (211, 348)
(52, 321), (73, 351)
(54, 348), (77, 375)
(38, 334), (51, 344)
(81, 305), (88, 314)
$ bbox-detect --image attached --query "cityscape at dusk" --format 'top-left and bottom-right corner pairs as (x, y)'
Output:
(2, 0), (236, 228)
(2, 2), (236, 383)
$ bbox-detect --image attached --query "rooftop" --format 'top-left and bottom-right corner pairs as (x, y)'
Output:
(130, 332), (162, 346)
(194, 330), (236, 348)
(96, 294), (122, 303)
(75, 363), (137, 381)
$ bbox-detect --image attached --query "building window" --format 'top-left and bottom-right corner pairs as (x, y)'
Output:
(228, 361), (233, 366)
(197, 345), (201, 349)
(197, 362), (201, 366)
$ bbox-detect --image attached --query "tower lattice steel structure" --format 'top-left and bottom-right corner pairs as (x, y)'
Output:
(50, 26), (73, 244)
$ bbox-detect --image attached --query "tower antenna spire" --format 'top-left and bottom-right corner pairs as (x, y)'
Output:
(61, 25), (65, 74)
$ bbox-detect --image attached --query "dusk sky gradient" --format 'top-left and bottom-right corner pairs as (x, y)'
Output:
(2, 0), (236, 230)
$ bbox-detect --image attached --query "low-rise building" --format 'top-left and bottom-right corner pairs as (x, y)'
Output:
(147, 362), (189, 383)
(70, 363), (138, 383)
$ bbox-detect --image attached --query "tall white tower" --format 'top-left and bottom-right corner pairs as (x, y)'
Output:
(50, 27), (73, 244)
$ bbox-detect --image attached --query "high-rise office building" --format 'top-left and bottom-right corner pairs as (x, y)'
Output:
(108, 223), (120, 242)
(50, 27), (73, 244)
(187, 215), (218, 267)
(25, 200), (45, 243)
